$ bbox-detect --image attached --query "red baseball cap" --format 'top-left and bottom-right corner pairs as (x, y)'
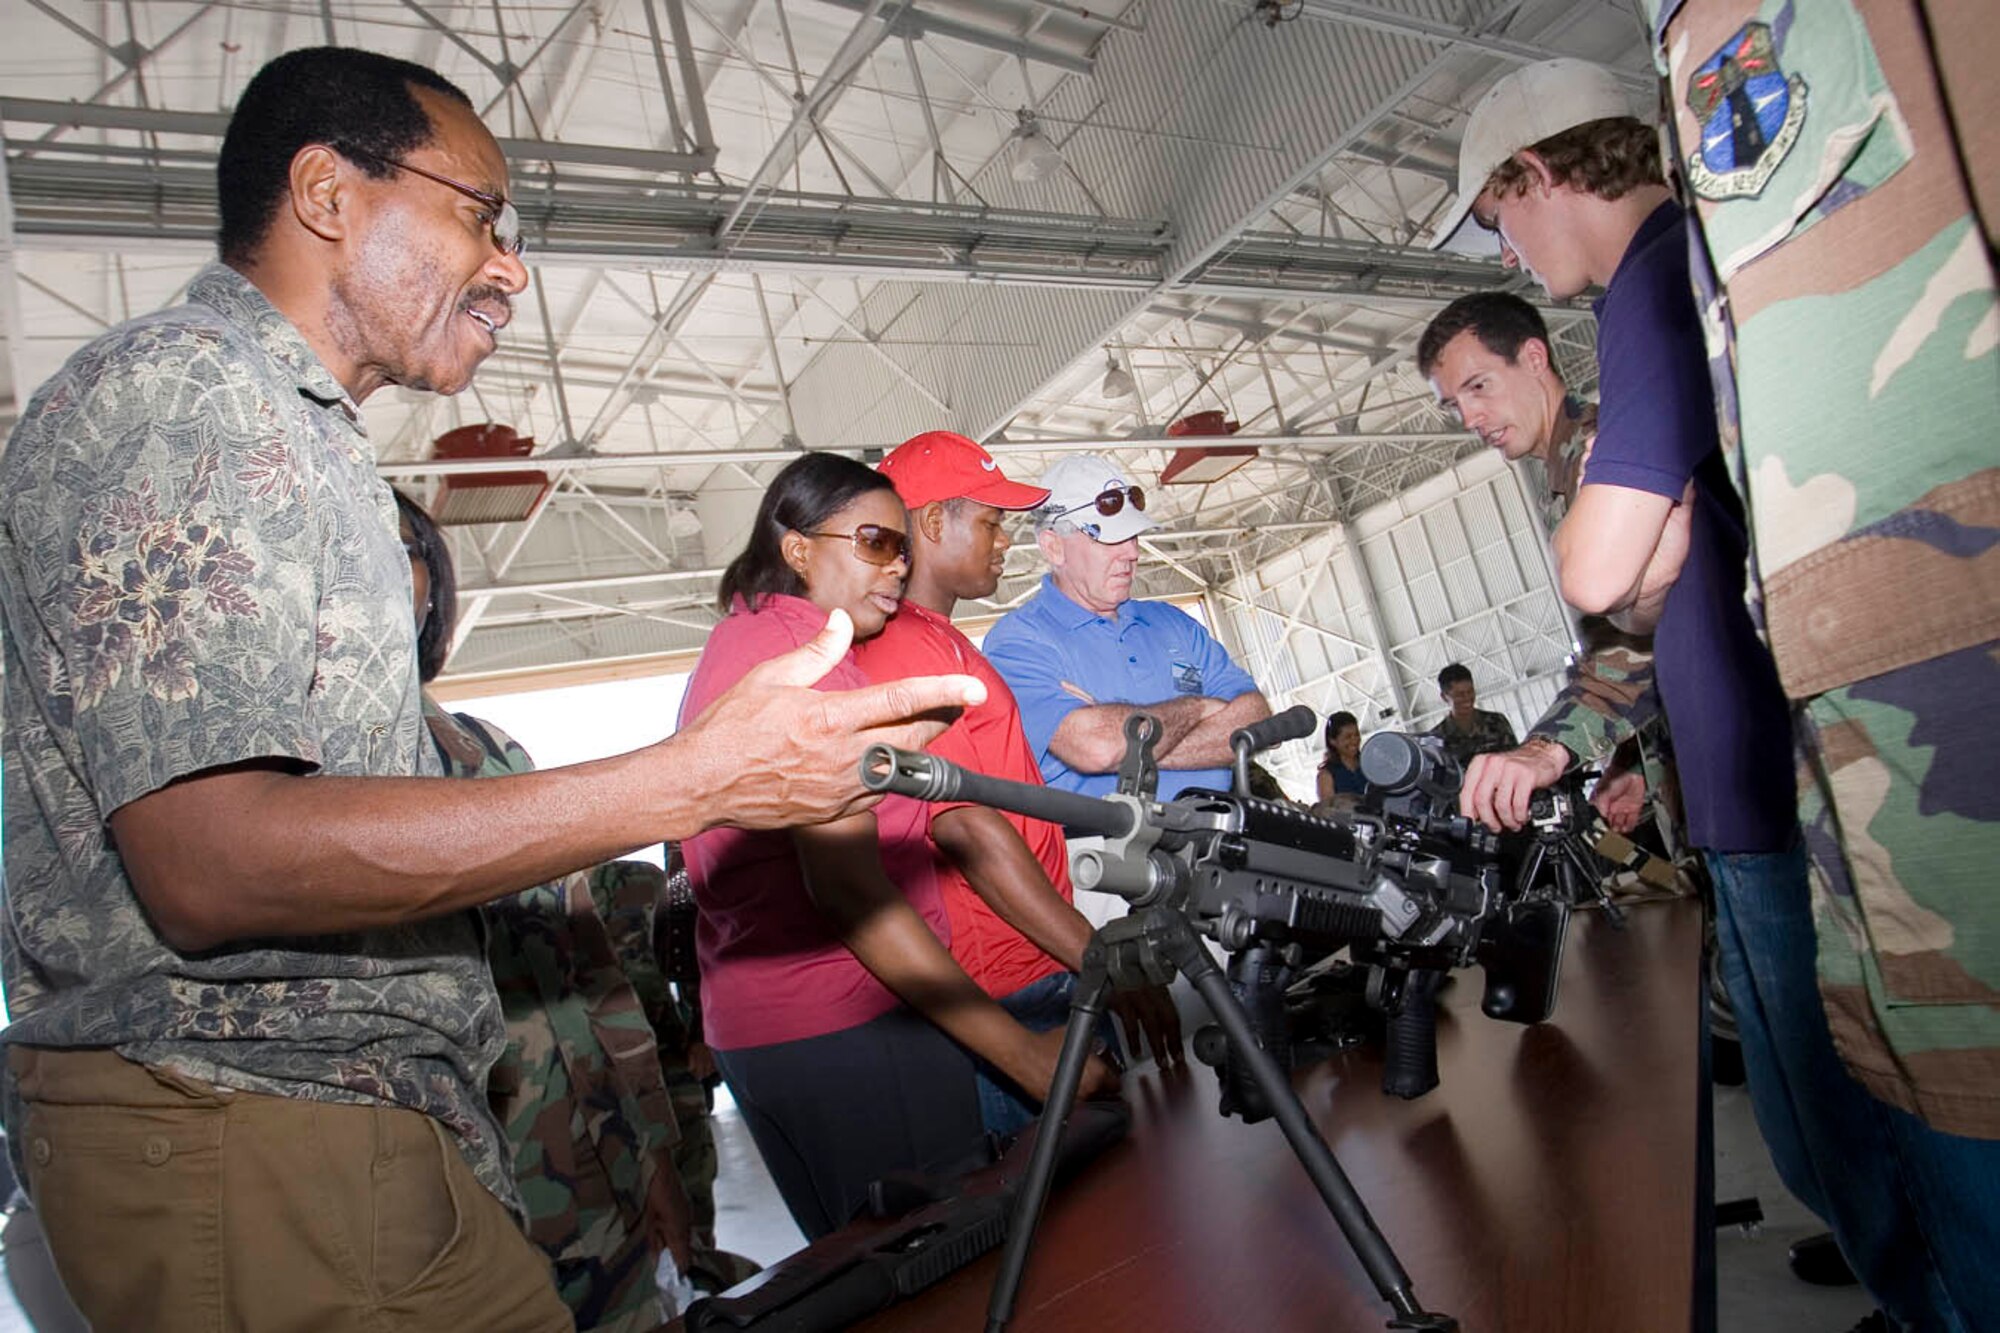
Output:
(878, 431), (1050, 511)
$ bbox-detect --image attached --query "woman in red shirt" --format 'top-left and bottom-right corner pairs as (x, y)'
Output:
(677, 452), (1114, 1239)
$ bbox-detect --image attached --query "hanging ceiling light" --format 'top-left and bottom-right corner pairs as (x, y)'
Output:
(1100, 353), (1135, 400)
(1008, 112), (1066, 185)
(1161, 410), (1258, 485)
(429, 423), (556, 525)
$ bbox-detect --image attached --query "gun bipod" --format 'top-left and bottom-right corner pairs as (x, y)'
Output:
(983, 904), (1458, 1333)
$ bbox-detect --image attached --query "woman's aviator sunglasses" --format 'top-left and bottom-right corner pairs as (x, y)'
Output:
(1054, 483), (1146, 522)
(803, 524), (910, 567)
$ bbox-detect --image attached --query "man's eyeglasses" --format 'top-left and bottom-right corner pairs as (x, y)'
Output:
(1053, 484), (1145, 522)
(346, 147), (526, 257)
(803, 524), (909, 567)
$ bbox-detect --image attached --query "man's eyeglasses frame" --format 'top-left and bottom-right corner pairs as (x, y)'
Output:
(344, 146), (526, 257)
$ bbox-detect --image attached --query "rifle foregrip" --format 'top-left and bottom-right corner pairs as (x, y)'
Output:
(1381, 970), (1442, 1100)
(1218, 944), (1293, 1125)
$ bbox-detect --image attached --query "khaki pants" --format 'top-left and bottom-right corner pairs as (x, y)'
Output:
(10, 1047), (575, 1333)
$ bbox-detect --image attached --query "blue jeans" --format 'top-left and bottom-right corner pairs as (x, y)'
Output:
(1707, 843), (2000, 1332)
(976, 971), (1113, 1139)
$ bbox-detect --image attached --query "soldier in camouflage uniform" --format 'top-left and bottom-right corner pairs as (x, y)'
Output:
(1645, 0), (2000, 1320)
(426, 703), (693, 1332)
(590, 854), (762, 1294)
(401, 491), (692, 1331)
(1426, 663), (1521, 769)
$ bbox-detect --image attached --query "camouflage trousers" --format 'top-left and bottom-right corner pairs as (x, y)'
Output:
(668, 1066), (761, 1293)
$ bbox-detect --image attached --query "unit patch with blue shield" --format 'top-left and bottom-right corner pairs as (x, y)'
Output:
(1685, 21), (1806, 201)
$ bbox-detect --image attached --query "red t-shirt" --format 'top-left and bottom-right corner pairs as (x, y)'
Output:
(677, 594), (948, 1049)
(853, 600), (1072, 1000)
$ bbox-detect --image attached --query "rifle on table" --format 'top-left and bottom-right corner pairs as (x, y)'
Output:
(680, 1099), (1130, 1332)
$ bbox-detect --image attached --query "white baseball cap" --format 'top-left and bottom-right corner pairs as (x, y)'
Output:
(1431, 58), (1639, 251)
(1038, 453), (1157, 544)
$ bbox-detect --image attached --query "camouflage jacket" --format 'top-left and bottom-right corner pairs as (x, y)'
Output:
(588, 857), (701, 1081)
(589, 854), (761, 1292)
(1427, 709), (1519, 770)
(1649, 0), (2000, 1137)
(1522, 399), (1670, 773)
(425, 700), (688, 1330)
(0, 263), (511, 1213)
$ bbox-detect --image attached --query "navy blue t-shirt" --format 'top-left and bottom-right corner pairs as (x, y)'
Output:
(1581, 202), (1795, 853)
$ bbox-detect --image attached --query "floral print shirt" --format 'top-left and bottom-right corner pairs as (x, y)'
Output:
(0, 263), (515, 1213)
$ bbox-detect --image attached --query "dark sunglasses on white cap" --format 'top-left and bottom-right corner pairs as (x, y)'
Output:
(1053, 483), (1146, 522)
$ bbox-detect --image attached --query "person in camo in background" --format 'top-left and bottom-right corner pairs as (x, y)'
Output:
(1425, 663), (1519, 770)
(591, 850), (762, 1294)
(1643, 0), (2000, 1324)
(399, 490), (692, 1332)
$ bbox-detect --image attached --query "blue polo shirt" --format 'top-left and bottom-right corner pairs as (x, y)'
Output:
(984, 576), (1261, 800)
(1580, 202), (1795, 853)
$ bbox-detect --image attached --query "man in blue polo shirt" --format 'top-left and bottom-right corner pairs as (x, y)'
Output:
(984, 454), (1270, 801)
(1438, 58), (1976, 1332)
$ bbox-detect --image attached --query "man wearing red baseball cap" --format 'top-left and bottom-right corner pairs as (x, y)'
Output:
(853, 432), (1183, 1136)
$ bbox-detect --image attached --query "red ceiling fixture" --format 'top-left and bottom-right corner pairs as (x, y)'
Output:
(1161, 410), (1258, 485)
(429, 424), (554, 525)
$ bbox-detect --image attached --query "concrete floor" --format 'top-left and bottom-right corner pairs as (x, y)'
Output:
(1710, 1078), (1877, 1332)
(0, 1077), (1879, 1331)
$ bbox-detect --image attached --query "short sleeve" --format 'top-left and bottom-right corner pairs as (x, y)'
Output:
(1181, 612), (1259, 700)
(47, 344), (329, 816)
(982, 617), (1080, 787)
(680, 599), (861, 731)
(1581, 241), (1719, 501)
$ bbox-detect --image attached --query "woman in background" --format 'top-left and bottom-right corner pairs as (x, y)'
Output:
(1316, 710), (1368, 810)
(676, 452), (1115, 1240)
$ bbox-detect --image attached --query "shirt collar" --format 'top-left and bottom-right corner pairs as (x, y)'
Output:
(188, 262), (356, 413)
(1037, 574), (1131, 630)
(1594, 200), (1686, 319)
(897, 600), (948, 630)
(1548, 393), (1586, 451)
(736, 590), (843, 636)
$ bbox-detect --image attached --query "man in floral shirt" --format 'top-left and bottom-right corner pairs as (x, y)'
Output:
(0, 47), (979, 1333)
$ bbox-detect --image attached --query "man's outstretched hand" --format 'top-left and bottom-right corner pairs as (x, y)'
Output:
(1459, 737), (1570, 832)
(677, 609), (985, 832)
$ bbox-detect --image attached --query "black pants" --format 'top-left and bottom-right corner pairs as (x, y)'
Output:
(714, 1006), (985, 1240)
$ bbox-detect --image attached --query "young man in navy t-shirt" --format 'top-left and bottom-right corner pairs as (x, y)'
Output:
(1432, 58), (1973, 1331)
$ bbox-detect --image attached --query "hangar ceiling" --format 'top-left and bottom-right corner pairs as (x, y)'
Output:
(0, 0), (1649, 683)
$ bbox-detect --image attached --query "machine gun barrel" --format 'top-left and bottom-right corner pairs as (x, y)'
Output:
(860, 745), (1137, 840)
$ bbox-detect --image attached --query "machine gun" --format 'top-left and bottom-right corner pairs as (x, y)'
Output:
(860, 705), (1593, 1332)
(868, 712), (1581, 1106)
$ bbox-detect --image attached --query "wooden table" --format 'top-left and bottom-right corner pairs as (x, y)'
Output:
(861, 901), (1709, 1333)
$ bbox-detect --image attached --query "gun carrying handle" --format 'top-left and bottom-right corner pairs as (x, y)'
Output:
(1380, 969), (1443, 1101)
(1116, 713), (1161, 798)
